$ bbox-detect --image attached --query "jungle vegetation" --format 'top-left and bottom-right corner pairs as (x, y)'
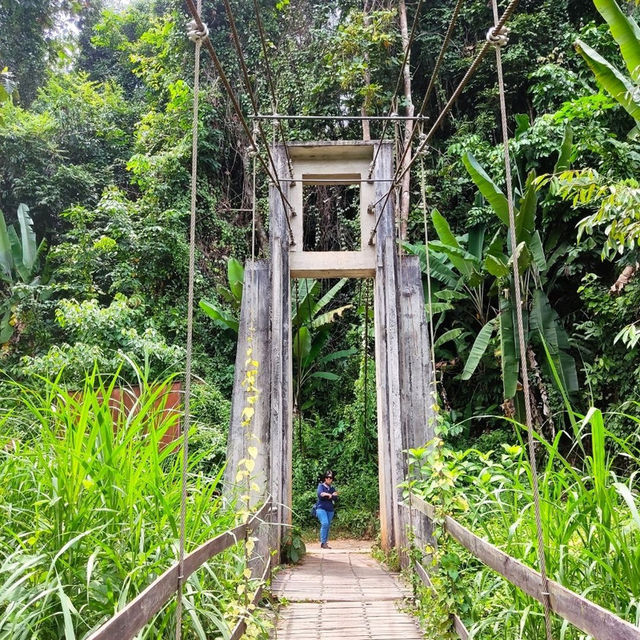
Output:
(3, 0), (640, 637)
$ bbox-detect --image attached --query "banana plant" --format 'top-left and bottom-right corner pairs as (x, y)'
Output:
(422, 151), (577, 398)
(0, 204), (48, 344)
(200, 262), (356, 410)
(292, 278), (356, 413)
(575, 0), (640, 131)
(433, 153), (578, 401)
(199, 257), (244, 333)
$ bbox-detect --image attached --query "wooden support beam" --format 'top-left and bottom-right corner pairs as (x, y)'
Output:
(372, 141), (402, 550)
(290, 251), (375, 278)
(396, 258), (437, 554)
(398, 256), (436, 456)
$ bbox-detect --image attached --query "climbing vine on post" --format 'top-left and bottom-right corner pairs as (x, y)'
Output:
(231, 339), (264, 637)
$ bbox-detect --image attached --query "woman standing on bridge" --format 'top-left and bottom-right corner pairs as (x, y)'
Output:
(316, 470), (338, 549)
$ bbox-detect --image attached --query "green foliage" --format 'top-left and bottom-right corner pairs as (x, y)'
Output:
(281, 526), (306, 564)
(0, 369), (254, 638)
(324, 9), (399, 113)
(0, 204), (52, 350)
(20, 295), (184, 383)
(410, 400), (640, 638)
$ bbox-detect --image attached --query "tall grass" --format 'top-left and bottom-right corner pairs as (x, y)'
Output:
(412, 406), (640, 639)
(0, 369), (255, 639)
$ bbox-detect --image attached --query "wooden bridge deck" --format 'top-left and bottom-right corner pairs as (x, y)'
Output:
(270, 541), (424, 639)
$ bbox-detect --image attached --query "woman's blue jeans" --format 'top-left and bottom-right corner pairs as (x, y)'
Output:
(316, 508), (334, 544)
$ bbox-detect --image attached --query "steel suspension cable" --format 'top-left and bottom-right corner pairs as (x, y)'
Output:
(251, 0), (294, 178)
(368, 0), (425, 177)
(176, 4), (205, 637)
(183, 0), (295, 244)
(368, 0), (520, 243)
(489, 0), (553, 637)
(221, 0), (295, 187)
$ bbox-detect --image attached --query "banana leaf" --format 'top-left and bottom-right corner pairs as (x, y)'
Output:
(467, 225), (486, 260)
(227, 257), (244, 302)
(425, 301), (454, 318)
(462, 152), (510, 226)
(461, 319), (496, 380)
(428, 240), (483, 272)
(499, 295), (519, 399)
(293, 279), (321, 326)
(575, 39), (640, 122)
(531, 289), (579, 392)
(515, 173), (537, 243)
(310, 278), (348, 319)
(529, 231), (547, 273)
(554, 124), (573, 172)
(293, 325), (312, 362)
(199, 299), (239, 333)
(485, 253), (509, 278)
(17, 204), (36, 276)
(431, 209), (473, 276)
(403, 241), (460, 287)
(594, 0), (640, 83)
(434, 328), (464, 348)
(309, 371), (340, 381)
(434, 289), (468, 301)
(315, 347), (357, 366)
(0, 209), (13, 283)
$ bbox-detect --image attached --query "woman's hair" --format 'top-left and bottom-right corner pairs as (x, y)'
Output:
(322, 470), (335, 481)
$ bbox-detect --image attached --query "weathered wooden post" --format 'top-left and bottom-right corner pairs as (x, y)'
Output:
(269, 146), (293, 559)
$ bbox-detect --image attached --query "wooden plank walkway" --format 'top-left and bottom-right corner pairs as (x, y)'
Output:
(270, 541), (424, 639)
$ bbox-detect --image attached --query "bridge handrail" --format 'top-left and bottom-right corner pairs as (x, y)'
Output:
(406, 494), (640, 640)
(86, 500), (273, 640)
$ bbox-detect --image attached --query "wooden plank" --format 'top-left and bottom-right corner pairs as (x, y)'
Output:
(87, 503), (271, 640)
(382, 235), (404, 552)
(410, 495), (640, 640)
(397, 257), (436, 557)
(372, 141), (397, 551)
(398, 257), (436, 455)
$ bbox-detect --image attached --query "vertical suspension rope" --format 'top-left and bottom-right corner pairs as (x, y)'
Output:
(177, 7), (205, 638)
(419, 154), (438, 416)
(363, 280), (370, 450)
(489, 2), (554, 638)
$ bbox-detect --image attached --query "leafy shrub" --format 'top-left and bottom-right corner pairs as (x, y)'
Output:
(281, 526), (306, 564)
(19, 294), (184, 383)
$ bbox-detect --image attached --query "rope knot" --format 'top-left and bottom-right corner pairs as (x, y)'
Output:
(187, 19), (209, 43)
(486, 25), (510, 48)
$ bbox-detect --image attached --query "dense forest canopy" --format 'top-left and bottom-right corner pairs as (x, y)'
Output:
(2, 0), (639, 437)
(4, 0), (640, 637)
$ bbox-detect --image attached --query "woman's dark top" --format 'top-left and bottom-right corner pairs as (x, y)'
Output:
(316, 482), (337, 512)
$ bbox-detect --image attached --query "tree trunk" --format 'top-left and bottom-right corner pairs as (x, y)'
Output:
(361, 2), (372, 141)
(398, 0), (414, 241)
(610, 264), (637, 294)
(527, 345), (554, 440)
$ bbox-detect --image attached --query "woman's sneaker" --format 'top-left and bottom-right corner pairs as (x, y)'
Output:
(321, 543), (331, 549)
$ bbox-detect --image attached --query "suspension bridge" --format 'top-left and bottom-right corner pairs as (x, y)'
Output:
(81, 0), (640, 638)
